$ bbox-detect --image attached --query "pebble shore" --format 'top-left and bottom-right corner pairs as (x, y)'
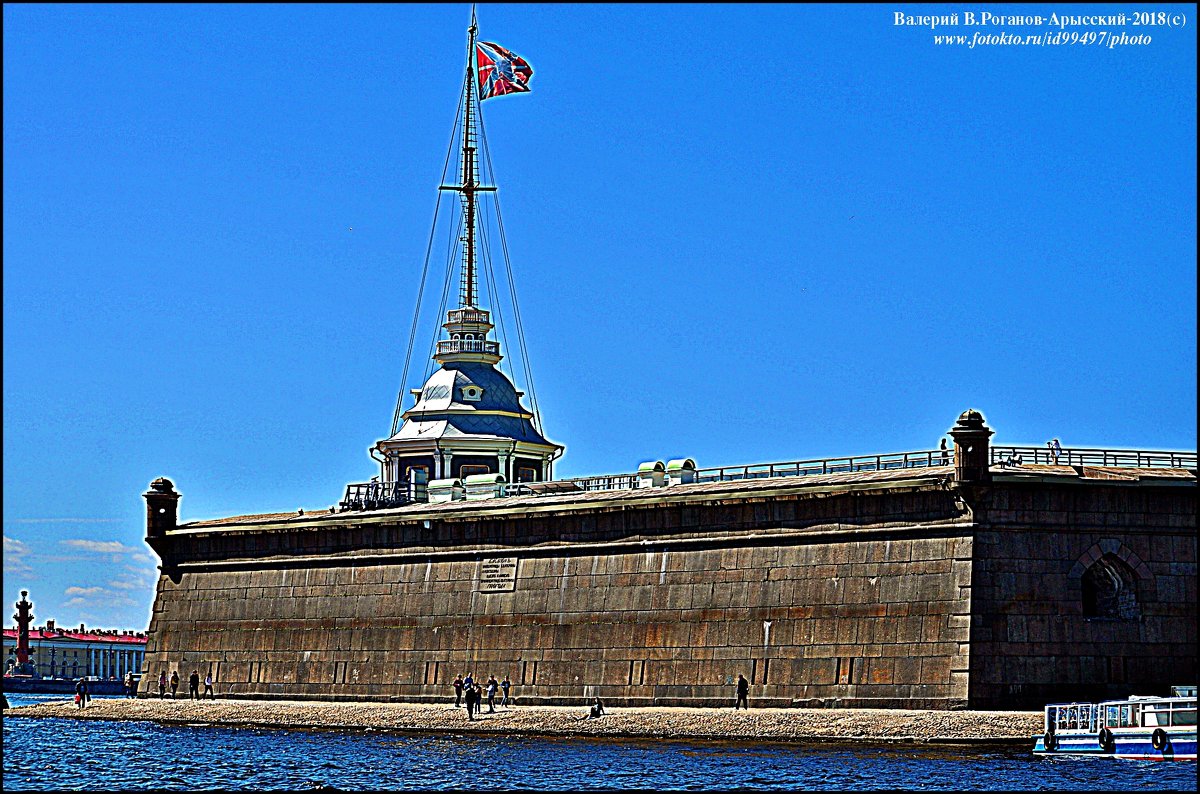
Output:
(5, 698), (1041, 745)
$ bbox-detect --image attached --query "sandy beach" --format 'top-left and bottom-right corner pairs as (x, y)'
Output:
(4, 697), (1042, 745)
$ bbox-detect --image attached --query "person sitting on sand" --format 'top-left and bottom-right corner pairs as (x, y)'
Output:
(588, 697), (605, 719)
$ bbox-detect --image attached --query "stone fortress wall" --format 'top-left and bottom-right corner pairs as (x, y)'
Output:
(140, 419), (1197, 709)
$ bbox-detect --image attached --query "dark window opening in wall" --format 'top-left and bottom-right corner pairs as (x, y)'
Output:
(837, 657), (855, 685)
(460, 464), (490, 477)
(1082, 554), (1141, 621)
(517, 467), (537, 482)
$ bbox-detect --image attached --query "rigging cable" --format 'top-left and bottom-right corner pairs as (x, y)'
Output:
(477, 109), (544, 433)
(390, 84), (467, 437)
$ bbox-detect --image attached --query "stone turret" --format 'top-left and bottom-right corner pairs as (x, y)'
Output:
(144, 477), (180, 537)
(948, 409), (994, 483)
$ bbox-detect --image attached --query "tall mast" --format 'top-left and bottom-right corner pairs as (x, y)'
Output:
(440, 5), (495, 309)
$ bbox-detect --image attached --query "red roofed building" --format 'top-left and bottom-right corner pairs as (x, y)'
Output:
(4, 620), (147, 681)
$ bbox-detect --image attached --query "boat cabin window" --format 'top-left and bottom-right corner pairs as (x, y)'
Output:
(1105, 704), (1138, 728)
(1140, 700), (1197, 727)
(1053, 704), (1097, 732)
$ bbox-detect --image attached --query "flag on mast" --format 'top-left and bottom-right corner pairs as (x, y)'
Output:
(476, 41), (533, 100)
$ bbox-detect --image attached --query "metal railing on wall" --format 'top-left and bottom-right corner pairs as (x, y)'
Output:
(338, 446), (1195, 511)
(990, 446), (1196, 469)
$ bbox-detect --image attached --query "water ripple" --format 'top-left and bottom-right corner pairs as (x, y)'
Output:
(3, 698), (1195, 791)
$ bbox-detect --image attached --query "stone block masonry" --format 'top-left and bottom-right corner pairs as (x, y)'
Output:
(144, 478), (978, 709)
(141, 463), (1197, 709)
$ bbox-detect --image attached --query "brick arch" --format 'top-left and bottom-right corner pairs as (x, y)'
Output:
(1068, 538), (1154, 585)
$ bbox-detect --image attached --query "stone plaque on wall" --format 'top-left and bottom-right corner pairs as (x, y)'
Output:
(479, 557), (519, 592)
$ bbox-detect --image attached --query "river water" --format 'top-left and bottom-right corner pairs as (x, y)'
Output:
(3, 694), (1195, 791)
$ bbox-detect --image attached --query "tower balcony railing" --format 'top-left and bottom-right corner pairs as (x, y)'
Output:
(436, 339), (500, 356)
(447, 308), (491, 324)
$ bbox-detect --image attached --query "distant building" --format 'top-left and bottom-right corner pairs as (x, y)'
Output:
(4, 620), (147, 680)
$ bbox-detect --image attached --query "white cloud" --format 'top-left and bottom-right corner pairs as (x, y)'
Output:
(60, 539), (139, 554)
(4, 535), (33, 575)
(64, 586), (105, 596)
(8, 518), (123, 524)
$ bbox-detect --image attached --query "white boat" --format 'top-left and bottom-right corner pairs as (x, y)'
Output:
(1033, 686), (1196, 760)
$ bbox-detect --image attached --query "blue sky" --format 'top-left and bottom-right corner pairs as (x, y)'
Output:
(4, 4), (1196, 631)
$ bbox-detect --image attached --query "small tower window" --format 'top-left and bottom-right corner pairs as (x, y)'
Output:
(459, 464), (490, 477)
(461, 385), (484, 402)
(1082, 554), (1140, 621)
(517, 467), (537, 482)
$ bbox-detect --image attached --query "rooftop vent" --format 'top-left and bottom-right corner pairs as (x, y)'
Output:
(637, 461), (666, 488)
(666, 458), (697, 486)
(428, 478), (464, 504)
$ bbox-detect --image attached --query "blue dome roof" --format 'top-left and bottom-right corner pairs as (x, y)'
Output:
(387, 362), (557, 448)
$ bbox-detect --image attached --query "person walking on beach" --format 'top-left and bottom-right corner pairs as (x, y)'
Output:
(75, 677), (89, 708)
(124, 670), (135, 698)
(453, 674), (464, 707)
(486, 676), (498, 713)
(203, 672), (214, 699)
(189, 670), (200, 700)
(735, 674), (749, 710)
(501, 675), (511, 708)
(170, 670), (180, 699)
(158, 670), (167, 698)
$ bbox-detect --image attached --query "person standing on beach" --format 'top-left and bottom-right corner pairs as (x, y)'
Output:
(464, 681), (477, 720)
(75, 677), (89, 708)
(486, 676), (498, 713)
(203, 672), (214, 699)
(124, 671), (135, 698)
(189, 670), (200, 699)
(501, 676), (511, 708)
(158, 671), (167, 698)
(453, 674), (464, 707)
(170, 670), (179, 699)
(735, 674), (749, 710)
